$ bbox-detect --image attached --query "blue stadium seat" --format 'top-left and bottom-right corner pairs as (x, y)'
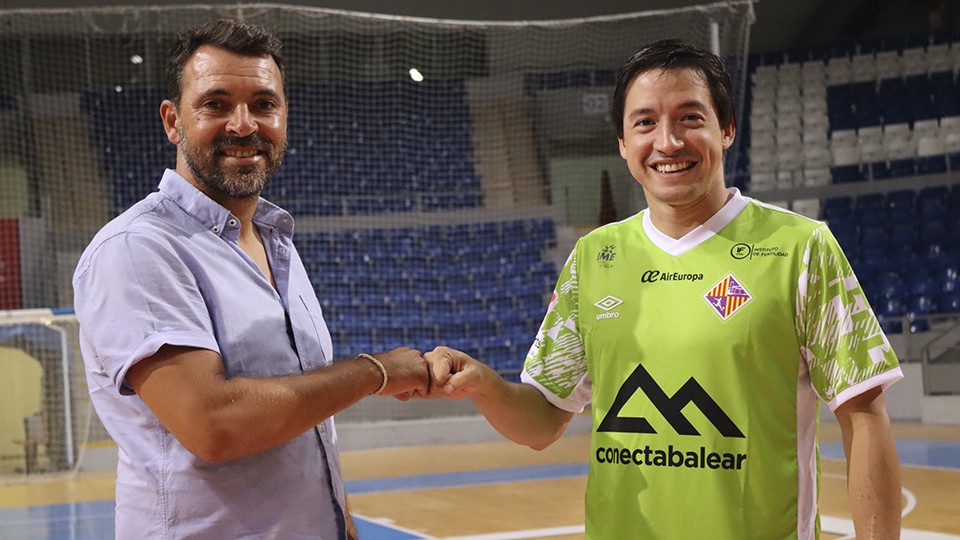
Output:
(885, 190), (915, 215)
(947, 185), (960, 214)
(860, 224), (888, 250)
(947, 221), (960, 251)
(876, 295), (905, 334)
(906, 294), (934, 333)
(916, 155), (948, 175)
(890, 221), (926, 256)
(874, 267), (905, 300)
(854, 191), (885, 215)
(932, 73), (960, 116)
(822, 196), (854, 219)
(831, 164), (866, 183)
(920, 220), (948, 246)
(938, 291), (960, 314)
(865, 156), (916, 181)
(919, 186), (948, 214)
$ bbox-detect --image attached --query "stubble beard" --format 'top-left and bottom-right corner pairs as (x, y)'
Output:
(178, 125), (284, 200)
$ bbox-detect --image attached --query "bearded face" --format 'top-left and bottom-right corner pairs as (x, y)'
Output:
(161, 46), (288, 202)
(179, 125), (285, 200)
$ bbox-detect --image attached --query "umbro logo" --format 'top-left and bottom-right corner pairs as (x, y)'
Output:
(594, 295), (623, 319)
(595, 295), (623, 311)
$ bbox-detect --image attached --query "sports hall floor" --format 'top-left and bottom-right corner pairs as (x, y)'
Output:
(1, 422), (958, 539)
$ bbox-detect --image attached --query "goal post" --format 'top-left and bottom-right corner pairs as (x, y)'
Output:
(0, 308), (92, 479)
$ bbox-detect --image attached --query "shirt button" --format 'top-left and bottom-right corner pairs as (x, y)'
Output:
(319, 422), (326, 433)
(212, 226), (220, 233)
(228, 219), (237, 227)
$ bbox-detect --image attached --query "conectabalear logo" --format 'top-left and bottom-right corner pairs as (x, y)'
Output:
(596, 362), (747, 471)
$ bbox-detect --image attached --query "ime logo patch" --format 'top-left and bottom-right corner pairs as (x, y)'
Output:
(704, 274), (752, 321)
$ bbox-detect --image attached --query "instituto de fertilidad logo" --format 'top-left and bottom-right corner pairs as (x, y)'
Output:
(704, 274), (752, 321)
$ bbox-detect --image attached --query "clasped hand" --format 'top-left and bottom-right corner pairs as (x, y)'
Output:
(373, 346), (495, 401)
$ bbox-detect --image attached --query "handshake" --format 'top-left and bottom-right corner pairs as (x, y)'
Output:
(357, 346), (496, 400)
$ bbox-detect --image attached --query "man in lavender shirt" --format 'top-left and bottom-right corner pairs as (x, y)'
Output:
(73, 19), (430, 539)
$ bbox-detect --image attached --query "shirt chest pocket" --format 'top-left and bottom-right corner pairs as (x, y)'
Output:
(290, 294), (334, 371)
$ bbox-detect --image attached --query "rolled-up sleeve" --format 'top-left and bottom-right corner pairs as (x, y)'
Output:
(74, 230), (219, 395)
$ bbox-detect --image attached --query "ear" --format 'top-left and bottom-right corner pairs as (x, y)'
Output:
(160, 100), (181, 145)
(721, 115), (736, 150)
(618, 137), (628, 160)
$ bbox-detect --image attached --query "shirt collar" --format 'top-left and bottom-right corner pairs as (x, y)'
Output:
(642, 187), (749, 256)
(157, 169), (294, 238)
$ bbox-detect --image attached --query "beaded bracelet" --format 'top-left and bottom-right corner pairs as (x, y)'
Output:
(357, 353), (388, 395)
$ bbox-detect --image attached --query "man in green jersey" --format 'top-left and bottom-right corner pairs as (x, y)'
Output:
(426, 39), (903, 539)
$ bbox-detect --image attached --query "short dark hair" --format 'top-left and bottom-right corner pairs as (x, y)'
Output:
(166, 18), (286, 106)
(611, 39), (734, 139)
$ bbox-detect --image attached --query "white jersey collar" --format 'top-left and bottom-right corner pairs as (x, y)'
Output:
(641, 187), (750, 256)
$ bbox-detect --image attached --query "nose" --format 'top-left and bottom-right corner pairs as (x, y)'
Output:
(653, 123), (684, 153)
(226, 104), (257, 137)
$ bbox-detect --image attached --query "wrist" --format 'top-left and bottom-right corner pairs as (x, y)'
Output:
(357, 353), (388, 395)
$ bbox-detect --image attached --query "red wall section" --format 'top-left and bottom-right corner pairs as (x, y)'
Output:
(0, 219), (22, 310)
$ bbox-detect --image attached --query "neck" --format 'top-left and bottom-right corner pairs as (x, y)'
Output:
(647, 187), (732, 239)
(179, 168), (260, 229)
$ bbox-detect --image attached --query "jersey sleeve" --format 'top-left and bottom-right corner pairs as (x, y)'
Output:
(796, 224), (903, 411)
(520, 244), (592, 413)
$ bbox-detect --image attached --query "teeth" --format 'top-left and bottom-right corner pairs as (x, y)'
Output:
(655, 162), (693, 173)
(226, 150), (257, 158)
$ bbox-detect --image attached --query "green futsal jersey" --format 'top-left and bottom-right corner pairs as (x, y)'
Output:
(521, 190), (902, 540)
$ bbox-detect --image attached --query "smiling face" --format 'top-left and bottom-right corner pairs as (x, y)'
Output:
(160, 45), (287, 202)
(618, 67), (735, 222)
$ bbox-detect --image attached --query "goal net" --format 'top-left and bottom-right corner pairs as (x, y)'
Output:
(0, 2), (753, 477)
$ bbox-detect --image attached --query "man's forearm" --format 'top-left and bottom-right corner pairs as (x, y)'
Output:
(471, 380), (573, 450)
(838, 389), (901, 539)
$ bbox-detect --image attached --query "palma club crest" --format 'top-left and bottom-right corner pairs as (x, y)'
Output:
(704, 273), (752, 321)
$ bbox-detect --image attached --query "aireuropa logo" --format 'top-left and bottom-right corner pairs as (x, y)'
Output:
(594, 295), (623, 320)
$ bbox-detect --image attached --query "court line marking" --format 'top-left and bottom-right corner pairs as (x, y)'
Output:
(356, 515), (441, 539)
(346, 463), (588, 494)
(822, 516), (960, 540)
(821, 439), (960, 472)
(357, 471), (943, 540)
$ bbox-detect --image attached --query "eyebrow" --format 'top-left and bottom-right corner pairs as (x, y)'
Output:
(626, 99), (710, 119)
(195, 88), (283, 101)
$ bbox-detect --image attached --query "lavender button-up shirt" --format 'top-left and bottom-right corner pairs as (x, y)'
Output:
(74, 169), (345, 539)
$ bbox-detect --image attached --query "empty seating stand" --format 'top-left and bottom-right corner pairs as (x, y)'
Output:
(81, 80), (482, 217)
(297, 218), (559, 374)
(824, 187), (960, 333)
(745, 34), (960, 191)
(745, 33), (960, 334)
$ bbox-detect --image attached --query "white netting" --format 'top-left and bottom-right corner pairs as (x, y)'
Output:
(0, 2), (753, 476)
(0, 311), (99, 479)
